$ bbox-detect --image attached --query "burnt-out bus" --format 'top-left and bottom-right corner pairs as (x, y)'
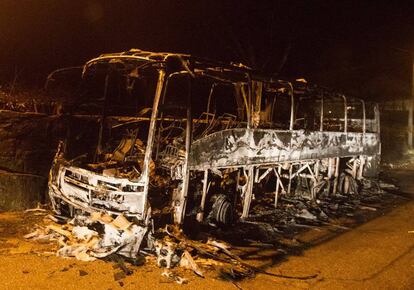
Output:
(47, 49), (380, 227)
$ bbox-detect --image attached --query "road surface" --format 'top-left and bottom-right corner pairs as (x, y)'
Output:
(0, 167), (413, 289)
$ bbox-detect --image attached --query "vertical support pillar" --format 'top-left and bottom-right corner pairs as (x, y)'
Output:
(352, 158), (358, 179)
(333, 157), (340, 195)
(320, 96), (324, 131)
(196, 169), (209, 222)
(315, 160), (320, 179)
(312, 160), (320, 200)
(254, 168), (260, 183)
(274, 165), (282, 207)
(357, 156), (365, 180)
(361, 100), (366, 134)
(343, 95), (348, 133)
(327, 158), (333, 195)
(287, 164), (293, 195)
(234, 169), (241, 209)
(241, 167), (254, 219)
(143, 69), (165, 221)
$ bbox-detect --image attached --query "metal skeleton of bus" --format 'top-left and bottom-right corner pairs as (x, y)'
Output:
(48, 49), (380, 227)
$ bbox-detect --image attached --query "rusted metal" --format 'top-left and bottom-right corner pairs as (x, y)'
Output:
(47, 48), (381, 226)
(189, 130), (379, 170)
(241, 167), (254, 219)
(196, 169), (209, 222)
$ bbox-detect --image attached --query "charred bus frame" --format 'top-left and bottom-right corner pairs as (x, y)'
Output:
(47, 49), (381, 227)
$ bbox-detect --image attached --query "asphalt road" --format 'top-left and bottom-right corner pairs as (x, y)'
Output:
(0, 168), (413, 290)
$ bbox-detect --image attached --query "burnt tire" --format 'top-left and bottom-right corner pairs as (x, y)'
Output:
(208, 194), (234, 226)
(338, 173), (359, 195)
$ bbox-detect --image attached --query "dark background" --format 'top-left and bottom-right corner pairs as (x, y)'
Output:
(1, 0), (414, 100)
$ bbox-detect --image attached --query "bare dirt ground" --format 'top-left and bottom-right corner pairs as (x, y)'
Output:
(0, 168), (413, 290)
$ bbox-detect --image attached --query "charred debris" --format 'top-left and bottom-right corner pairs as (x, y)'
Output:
(18, 48), (386, 280)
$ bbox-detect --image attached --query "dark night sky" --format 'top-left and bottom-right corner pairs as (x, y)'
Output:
(1, 0), (414, 100)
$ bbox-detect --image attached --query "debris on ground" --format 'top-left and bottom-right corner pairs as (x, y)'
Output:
(23, 177), (399, 284)
(295, 208), (317, 220)
(180, 250), (204, 277)
(24, 208), (47, 214)
(379, 181), (398, 190)
(25, 212), (147, 262)
(161, 270), (188, 284)
(24, 204), (49, 216)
